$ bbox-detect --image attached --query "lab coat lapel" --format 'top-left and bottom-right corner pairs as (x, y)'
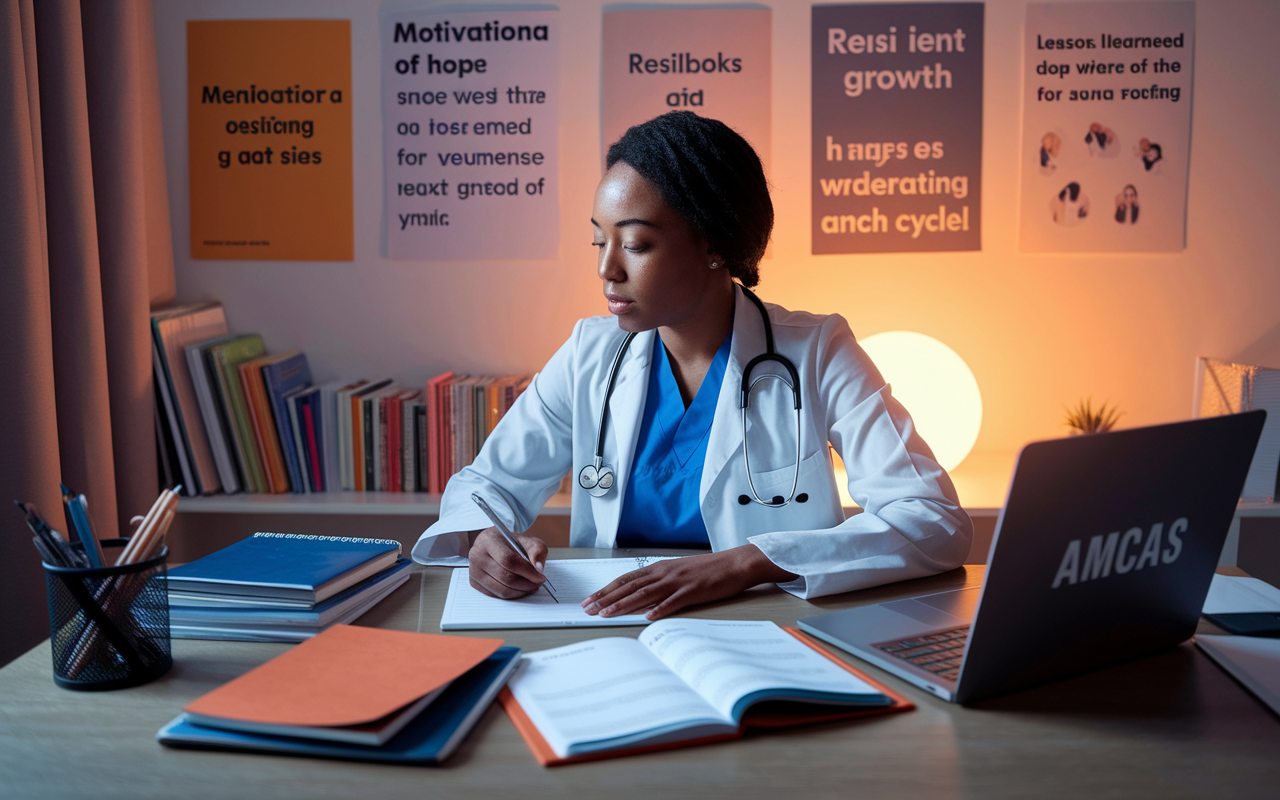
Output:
(700, 287), (762, 503)
(590, 328), (655, 547)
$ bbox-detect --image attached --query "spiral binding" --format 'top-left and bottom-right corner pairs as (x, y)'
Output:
(251, 532), (401, 546)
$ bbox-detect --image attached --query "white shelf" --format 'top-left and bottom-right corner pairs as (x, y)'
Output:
(174, 489), (1280, 520)
(176, 491), (573, 516)
(174, 453), (1020, 518)
(175, 489), (994, 517)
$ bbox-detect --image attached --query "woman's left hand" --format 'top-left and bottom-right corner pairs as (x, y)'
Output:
(582, 545), (797, 621)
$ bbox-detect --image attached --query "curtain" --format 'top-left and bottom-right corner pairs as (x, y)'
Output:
(0, 0), (175, 667)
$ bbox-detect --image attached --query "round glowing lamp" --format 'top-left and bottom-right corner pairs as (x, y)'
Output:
(858, 331), (982, 472)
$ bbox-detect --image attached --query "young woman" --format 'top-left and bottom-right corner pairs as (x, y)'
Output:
(1052, 181), (1090, 226)
(1114, 185), (1140, 224)
(412, 112), (972, 620)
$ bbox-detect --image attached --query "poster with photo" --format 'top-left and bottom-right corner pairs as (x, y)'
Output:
(1019, 2), (1194, 252)
(812, 3), (984, 254)
(382, 10), (559, 260)
(602, 9), (771, 171)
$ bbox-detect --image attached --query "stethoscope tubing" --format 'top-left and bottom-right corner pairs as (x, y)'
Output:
(592, 330), (637, 468)
(740, 374), (803, 506)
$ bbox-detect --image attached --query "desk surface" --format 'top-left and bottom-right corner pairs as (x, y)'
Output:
(2, 552), (1278, 799)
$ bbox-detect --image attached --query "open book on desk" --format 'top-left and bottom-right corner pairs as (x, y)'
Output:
(1202, 574), (1280, 636)
(440, 556), (680, 629)
(1197, 634), (1280, 716)
(499, 619), (913, 765)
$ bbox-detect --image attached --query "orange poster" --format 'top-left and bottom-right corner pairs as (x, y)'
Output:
(188, 20), (353, 260)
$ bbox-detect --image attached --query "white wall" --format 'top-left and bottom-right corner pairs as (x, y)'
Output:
(154, 0), (1280, 490)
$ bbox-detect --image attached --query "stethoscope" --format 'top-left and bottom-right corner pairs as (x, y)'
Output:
(577, 286), (807, 507)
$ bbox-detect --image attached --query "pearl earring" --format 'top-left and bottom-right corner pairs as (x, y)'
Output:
(711, 261), (719, 267)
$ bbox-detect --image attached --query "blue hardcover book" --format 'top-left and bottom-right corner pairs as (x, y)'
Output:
(170, 558), (413, 626)
(167, 532), (402, 602)
(169, 560), (414, 642)
(260, 352), (312, 493)
(156, 647), (522, 764)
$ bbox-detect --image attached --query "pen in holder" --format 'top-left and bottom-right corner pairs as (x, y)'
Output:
(42, 539), (172, 691)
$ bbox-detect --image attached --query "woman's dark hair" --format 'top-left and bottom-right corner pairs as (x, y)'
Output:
(606, 111), (772, 288)
(1143, 143), (1163, 170)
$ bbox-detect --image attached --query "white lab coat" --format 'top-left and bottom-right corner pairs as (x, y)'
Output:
(413, 286), (973, 599)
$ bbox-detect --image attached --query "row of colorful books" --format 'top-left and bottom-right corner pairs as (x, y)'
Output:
(150, 301), (530, 495)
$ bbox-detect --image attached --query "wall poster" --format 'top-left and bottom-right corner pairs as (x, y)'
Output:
(601, 9), (771, 170)
(382, 9), (559, 260)
(812, 3), (984, 255)
(1019, 2), (1195, 253)
(188, 20), (353, 260)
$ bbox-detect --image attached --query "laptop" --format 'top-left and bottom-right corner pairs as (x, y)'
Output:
(798, 411), (1266, 705)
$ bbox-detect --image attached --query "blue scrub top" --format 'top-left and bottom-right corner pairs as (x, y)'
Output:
(616, 332), (732, 549)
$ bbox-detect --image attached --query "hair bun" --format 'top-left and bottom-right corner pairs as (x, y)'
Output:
(606, 112), (772, 288)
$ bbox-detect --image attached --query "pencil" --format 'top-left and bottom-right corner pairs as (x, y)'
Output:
(130, 505), (175, 564)
(117, 489), (172, 566)
(77, 495), (107, 568)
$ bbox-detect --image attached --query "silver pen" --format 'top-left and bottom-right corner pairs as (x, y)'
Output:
(471, 493), (558, 602)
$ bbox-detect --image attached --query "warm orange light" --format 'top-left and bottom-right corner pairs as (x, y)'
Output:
(859, 331), (982, 471)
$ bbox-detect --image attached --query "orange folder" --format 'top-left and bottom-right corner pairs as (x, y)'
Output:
(499, 627), (914, 767)
(186, 624), (503, 728)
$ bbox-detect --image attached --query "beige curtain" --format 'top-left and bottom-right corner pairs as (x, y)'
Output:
(0, 0), (175, 666)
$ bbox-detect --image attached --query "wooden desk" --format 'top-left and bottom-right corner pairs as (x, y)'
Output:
(1, 552), (1277, 799)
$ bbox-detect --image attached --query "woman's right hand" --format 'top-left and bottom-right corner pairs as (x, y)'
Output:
(467, 528), (549, 599)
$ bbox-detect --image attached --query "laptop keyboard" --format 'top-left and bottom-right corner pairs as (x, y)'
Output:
(873, 626), (970, 682)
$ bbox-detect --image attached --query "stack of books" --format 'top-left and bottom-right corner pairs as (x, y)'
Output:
(151, 302), (531, 495)
(166, 533), (413, 641)
(157, 624), (522, 764)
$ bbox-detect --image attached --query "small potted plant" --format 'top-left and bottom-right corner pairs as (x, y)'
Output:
(1063, 397), (1122, 435)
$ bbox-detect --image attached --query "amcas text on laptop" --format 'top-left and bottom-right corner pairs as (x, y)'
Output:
(799, 411), (1265, 704)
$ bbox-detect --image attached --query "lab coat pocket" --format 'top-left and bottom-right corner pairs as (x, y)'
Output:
(749, 447), (821, 492)
(725, 448), (842, 539)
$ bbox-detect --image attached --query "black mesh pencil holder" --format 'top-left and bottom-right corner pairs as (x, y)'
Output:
(42, 538), (172, 691)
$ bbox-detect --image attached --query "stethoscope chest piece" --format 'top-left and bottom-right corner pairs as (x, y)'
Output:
(578, 462), (615, 498)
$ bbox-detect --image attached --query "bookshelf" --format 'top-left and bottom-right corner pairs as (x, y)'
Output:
(169, 452), (1001, 512)
(172, 459), (1016, 521)
(169, 454), (1280, 572)
(173, 485), (1000, 516)
(177, 491), (573, 516)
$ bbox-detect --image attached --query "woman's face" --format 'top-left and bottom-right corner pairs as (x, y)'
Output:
(592, 162), (719, 333)
(1124, 186), (1138, 204)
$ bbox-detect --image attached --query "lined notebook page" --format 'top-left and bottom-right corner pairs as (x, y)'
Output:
(507, 637), (732, 758)
(639, 619), (885, 721)
(439, 557), (679, 629)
